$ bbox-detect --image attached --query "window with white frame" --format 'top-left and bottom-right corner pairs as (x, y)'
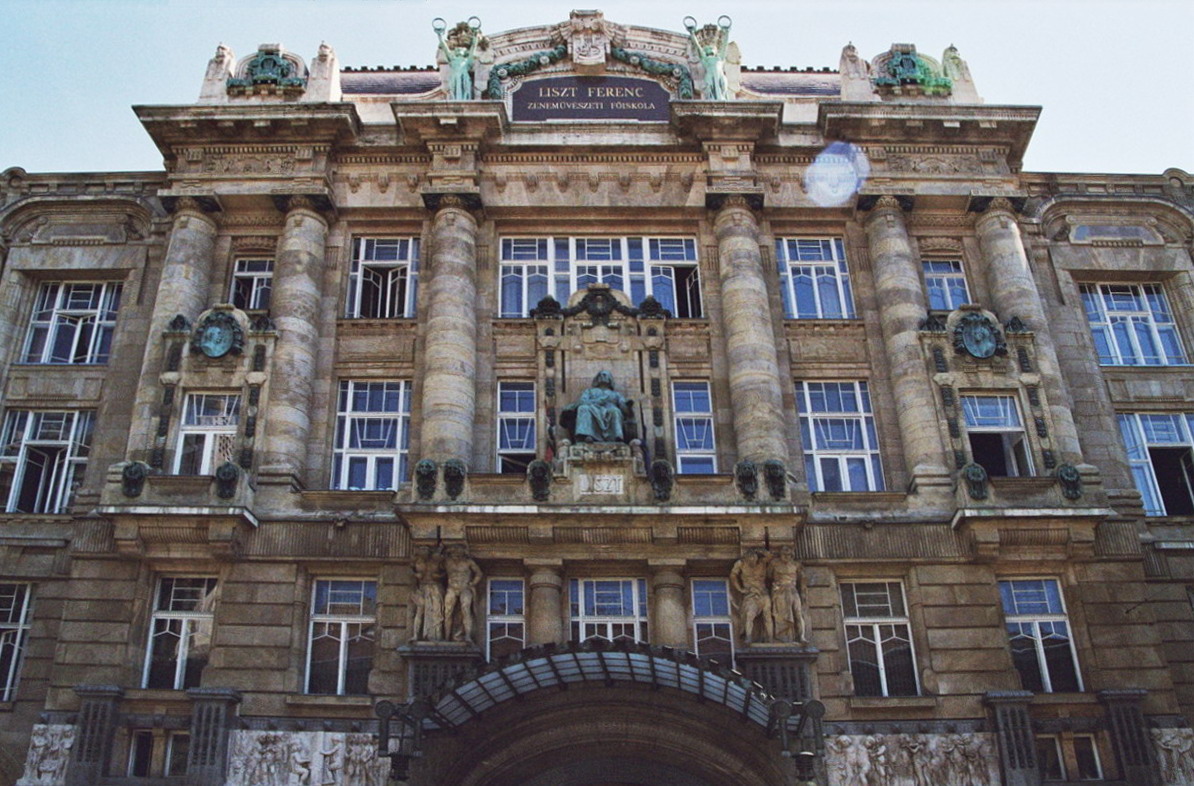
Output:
(143, 577), (217, 691)
(569, 578), (648, 644)
(486, 579), (525, 661)
(922, 259), (971, 311)
(1037, 734), (1103, 781)
(1037, 735), (1066, 780)
(332, 381), (412, 490)
(307, 579), (376, 695)
(175, 394), (240, 475)
(498, 237), (702, 318)
(497, 382), (536, 474)
(1080, 283), (1186, 366)
(127, 730), (190, 778)
(1118, 413), (1194, 517)
(230, 258), (274, 311)
(962, 394), (1033, 478)
(775, 238), (855, 319)
(839, 581), (918, 697)
(0, 410), (94, 514)
(0, 583), (32, 702)
(998, 578), (1082, 693)
(673, 381), (716, 473)
(346, 238), (419, 319)
(22, 281), (122, 365)
(691, 579), (734, 662)
(796, 381), (884, 492)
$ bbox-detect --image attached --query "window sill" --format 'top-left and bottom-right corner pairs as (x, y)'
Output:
(1029, 691), (1097, 706)
(848, 695), (938, 710)
(812, 491), (904, 504)
(0, 701), (13, 713)
(286, 694), (373, 708)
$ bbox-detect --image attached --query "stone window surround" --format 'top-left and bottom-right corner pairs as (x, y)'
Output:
(1035, 731), (1104, 781)
(496, 381), (536, 475)
(1116, 411), (1194, 517)
(305, 578), (377, 697)
(21, 280), (123, 366)
(1079, 281), (1187, 367)
(485, 577), (526, 662)
(229, 257), (274, 312)
(142, 576), (218, 692)
(174, 392), (241, 476)
(920, 258), (972, 312)
(960, 393), (1034, 478)
(0, 408), (95, 514)
(125, 727), (191, 778)
(690, 578), (734, 664)
(774, 236), (855, 320)
(838, 579), (920, 698)
(344, 237), (420, 320)
(796, 380), (884, 493)
(672, 380), (717, 474)
(569, 577), (649, 644)
(330, 379), (413, 491)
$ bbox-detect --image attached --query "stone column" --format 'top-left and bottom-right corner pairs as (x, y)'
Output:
(68, 684), (123, 786)
(976, 199), (1082, 463)
(984, 690), (1040, 786)
(1099, 689), (1161, 786)
(526, 561), (564, 646)
(649, 564), (688, 648)
(153, 198), (218, 332)
(186, 687), (241, 785)
(713, 196), (789, 467)
(419, 197), (479, 466)
(259, 196), (328, 481)
(864, 197), (950, 482)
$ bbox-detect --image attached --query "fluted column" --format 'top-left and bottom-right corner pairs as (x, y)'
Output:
(713, 197), (789, 467)
(260, 197), (327, 479)
(864, 196), (950, 480)
(419, 197), (479, 465)
(526, 561), (564, 645)
(153, 198), (218, 332)
(976, 199), (1081, 462)
(650, 564), (688, 648)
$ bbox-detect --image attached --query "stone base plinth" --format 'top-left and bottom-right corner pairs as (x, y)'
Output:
(398, 642), (484, 700)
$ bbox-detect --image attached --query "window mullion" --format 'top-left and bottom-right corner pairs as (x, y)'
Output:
(337, 620), (349, 695)
(175, 620), (191, 690)
(873, 622), (889, 697)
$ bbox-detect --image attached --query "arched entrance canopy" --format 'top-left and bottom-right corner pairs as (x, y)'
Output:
(422, 640), (822, 734)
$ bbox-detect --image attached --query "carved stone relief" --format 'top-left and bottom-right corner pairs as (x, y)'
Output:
(16, 724), (75, 786)
(225, 731), (387, 786)
(1152, 727), (1194, 786)
(824, 732), (999, 786)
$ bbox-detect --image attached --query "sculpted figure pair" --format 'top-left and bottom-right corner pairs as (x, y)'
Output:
(729, 546), (806, 645)
(412, 545), (483, 643)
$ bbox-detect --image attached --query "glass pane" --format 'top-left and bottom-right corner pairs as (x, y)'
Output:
(307, 622), (342, 694)
(146, 619), (182, 689)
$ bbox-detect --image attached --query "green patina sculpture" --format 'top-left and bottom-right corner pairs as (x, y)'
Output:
(874, 46), (952, 95)
(435, 18), (484, 100)
(226, 46), (306, 89)
(566, 371), (631, 443)
(609, 46), (694, 100)
(485, 43), (568, 99)
(684, 16), (732, 100)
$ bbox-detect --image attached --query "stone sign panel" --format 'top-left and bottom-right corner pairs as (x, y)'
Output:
(512, 76), (670, 122)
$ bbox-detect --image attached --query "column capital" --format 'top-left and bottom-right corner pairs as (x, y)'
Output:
(271, 192), (335, 216)
(859, 193), (914, 217)
(423, 191), (483, 212)
(707, 192), (764, 212)
(161, 193), (222, 216)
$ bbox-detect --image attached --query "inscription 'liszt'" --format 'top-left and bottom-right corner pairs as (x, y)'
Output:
(538, 85), (648, 98)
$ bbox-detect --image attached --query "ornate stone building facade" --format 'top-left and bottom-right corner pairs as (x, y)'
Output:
(1, 10), (1193, 786)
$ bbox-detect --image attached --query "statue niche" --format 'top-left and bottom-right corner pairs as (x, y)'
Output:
(561, 370), (637, 444)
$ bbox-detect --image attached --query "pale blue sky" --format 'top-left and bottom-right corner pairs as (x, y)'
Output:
(3, 0), (1190, 175)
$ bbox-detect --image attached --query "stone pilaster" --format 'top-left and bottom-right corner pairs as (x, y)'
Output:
(712, 196), (789, 467)
(976, 199), (1081, 463)
(649, 564), (688, 648)
(259, 196), (328, 482)
(984, 690), (1040, 786)
(1099, 689), (1161, 786)
(864, 196), (950, 485)
(67, 684), (123, 786)
(526, 561), (564, 646)
(419, 196), (479, 466)
(186, 687), (241, 785)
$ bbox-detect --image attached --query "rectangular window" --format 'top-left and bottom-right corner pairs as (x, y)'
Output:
(497, 382), (536, 474)
(498, 237), (702, 318)
(23, 281), (122, 364)
(1080, 283), (1186, 366)
(175, 394), (240, 475)
(962, 394), (1033, 477)
(796, 381), (883, 492)
(673, 381), (716, 474)
(0, 410), (94, 514)
(1071, 734), (1103, 780)
(230, 258), (274, 311)
(998, 578), (1082, 693)
(307, 579), (376, 695)
(1117, 412), (1194, 516)
(776, 238), (854, 319)
(839, 581), (919, 697)
(0, 583), (32, 702)
(346, 238), (419, 319)
(486, 578), (525, 661)
(691, 579), (734, 663)
(1036, 735), (1066, 780)
(143, 577), (217, 691)
(127, 730), (190, 778)
(569, 578), (648, 644)
(922, 260), (970, 311)
(332, 381), (412, 490)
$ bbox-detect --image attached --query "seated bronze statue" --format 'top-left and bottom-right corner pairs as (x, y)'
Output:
(561, 370), (637, 443)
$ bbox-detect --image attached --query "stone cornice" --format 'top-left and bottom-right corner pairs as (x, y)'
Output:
(670, 101), (783, 142)
(135, 103), (362, 159)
